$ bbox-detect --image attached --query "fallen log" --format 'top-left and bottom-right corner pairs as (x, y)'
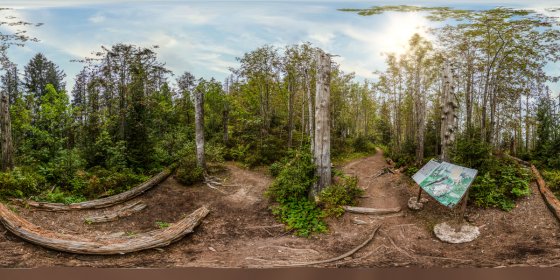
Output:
(343, 206), (401, 215)
(84, 201), (147, 224)
(530, 165), (560, 223)
(0, 203), (209, 255)
(505, 154), (531, 167)
(20, 168), (172, 211)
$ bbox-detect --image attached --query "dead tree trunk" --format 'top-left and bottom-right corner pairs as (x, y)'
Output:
(305, 69), (314, 152)
(1, 92), (14, 171)
(440, 61), (458, 162)
(194, 87), (205, 170)
(287, 76), (295, 148)
(311, 50), (331, 198)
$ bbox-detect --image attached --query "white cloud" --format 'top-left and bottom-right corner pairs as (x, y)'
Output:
(3, 0), (559, 94)
(88, 14), (106, 23)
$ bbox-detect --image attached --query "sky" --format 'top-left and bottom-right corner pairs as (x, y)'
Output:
(0, 0), (559, 94)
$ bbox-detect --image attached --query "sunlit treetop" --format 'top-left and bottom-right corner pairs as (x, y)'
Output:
(0, 7), (41, 68)
(339, 5), (559, 24)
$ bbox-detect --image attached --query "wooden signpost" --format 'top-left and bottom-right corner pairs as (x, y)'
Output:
(411, 159), (477, 220)
(410, 159), (480, 243)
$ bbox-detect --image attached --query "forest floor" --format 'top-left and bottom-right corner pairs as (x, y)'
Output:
(1, 151), (560, 268)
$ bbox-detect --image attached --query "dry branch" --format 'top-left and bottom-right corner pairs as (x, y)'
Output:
(20, 169), (172, 211)
(84, 201), (147, 224)
(0, 203), (209, 255)
(248, 225), (381, 267)
(343, 206), (401, 215)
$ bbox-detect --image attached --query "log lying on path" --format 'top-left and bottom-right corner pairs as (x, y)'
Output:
(84, 201), (147, 224)
(505, 154), (531, 167)
(343, 206), (401, 215)
(0, 203), (209, 255)
(21, 169), (172, 211)
(507, 154), (560, 223)
(530, 165), (560, 223)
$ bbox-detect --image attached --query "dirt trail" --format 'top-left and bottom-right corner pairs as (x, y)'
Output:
(1, 152), (560, 268)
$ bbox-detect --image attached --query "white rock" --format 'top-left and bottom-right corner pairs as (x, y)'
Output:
(433, 222), (480, 244)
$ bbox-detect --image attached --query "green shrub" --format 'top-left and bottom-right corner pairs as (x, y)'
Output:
(174, 141), (204, 185)
(271, 199), (327, 237)
(266, 150), (316, 203)
(266, 149), (325, 237)
(405, 166), (420, 177)
(469, 159), (531, 211)
(176, 163), (204, 185)
(40, 188), (86, 204)
(319, 175), (363, 217)
(0, 167), (46, 198)
(352, 136), (374, 153)
(543, 170), (560, 194)
(269, 161), (284, 177)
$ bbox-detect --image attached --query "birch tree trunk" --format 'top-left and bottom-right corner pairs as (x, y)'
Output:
(311, 50), (331, 198)
(440, 61), (458, 162)
(194, 87), (205, 170)
(1, 92), (14, 171)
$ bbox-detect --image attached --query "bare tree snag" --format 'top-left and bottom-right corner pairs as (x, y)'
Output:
(440, 61), (458, 162)
(84, 201), (147, 224)
(0, 92), (14, 171)
(306, 69), (314, 152)
(194, 86), (205, 169)
(343, 206), (401, 215)
(20, 169), (171, 211)
(311, 50), (331, 197)
(0, 203), (209, 255)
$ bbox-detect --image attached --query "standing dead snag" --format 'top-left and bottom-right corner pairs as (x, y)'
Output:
(1, 92), (14, 171)
(194, 85), (205, 170)
(440, 61), (458, 162)
(311, 50), (332, 198)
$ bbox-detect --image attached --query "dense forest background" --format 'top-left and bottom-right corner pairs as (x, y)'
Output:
(0, 6), (559, 229)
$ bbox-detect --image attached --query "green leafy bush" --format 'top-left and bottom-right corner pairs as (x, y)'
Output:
(543, 170), (560, 195)
(175, 142), (204, 185)
(39, 188), (86, 204)
(266, 149), (325, 237)
(319, 175), (363, 217)
(469, 159), (531, 211)
(0, 167), (46, 198)
(352, 136), (375, 153)
(405, 166), (420, 177)
(271, 199), (327, 237)
(269, 161), (284, 177)
(266, 150), (316, 203)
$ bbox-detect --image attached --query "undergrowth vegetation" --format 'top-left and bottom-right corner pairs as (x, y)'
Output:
(266, 149), (364, 237)
(384, 130), (533, 212)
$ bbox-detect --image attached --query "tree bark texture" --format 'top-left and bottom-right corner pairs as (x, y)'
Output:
(311, 50), (332, 197)
(194, 87), (205, 169)
(1, 92), (14, 171)
(440, 61), (458, 162)
(0, 203), (209, 255)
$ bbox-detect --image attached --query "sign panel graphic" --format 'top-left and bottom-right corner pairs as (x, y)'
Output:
(412, 159), (478, 208)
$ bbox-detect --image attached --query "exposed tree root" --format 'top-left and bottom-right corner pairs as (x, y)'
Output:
(203, 173), (240, 194)
(343, 206), (401, 215)
(247, 225), (381, 267)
